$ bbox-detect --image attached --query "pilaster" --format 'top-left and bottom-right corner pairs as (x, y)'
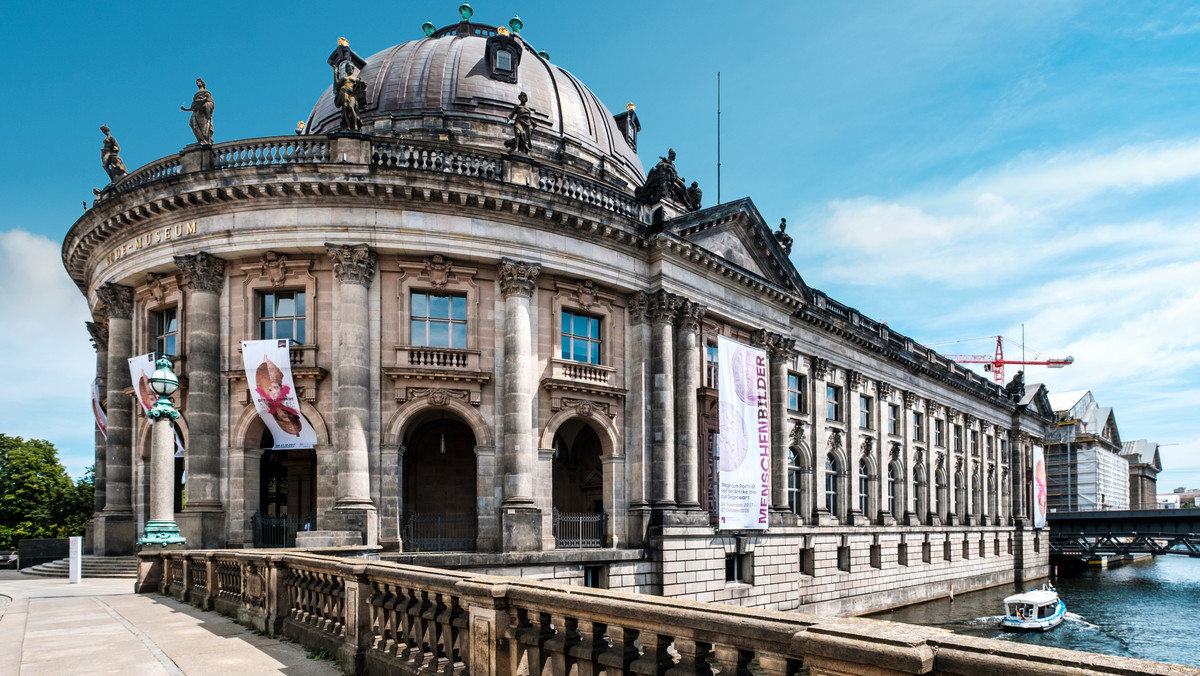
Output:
(497, 258), (542, 550)
(647, 289), (681, 509)
(673, 298), (705, 509)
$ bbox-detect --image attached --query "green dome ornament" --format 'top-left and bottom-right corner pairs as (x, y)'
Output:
(538, 49), (550, 61)
(508, 16), (523, 34)
(458, 3), (473, 21)
(422, 20), (436, 37)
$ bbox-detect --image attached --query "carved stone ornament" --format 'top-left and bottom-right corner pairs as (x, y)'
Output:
(925, 398), (939, 416)
(774, 218), (793, 255)
(877, 381), (893, 399)
(261, 251), (289, 288)
(860, 436), (874, 455)
(575, 279), (599, 309)
(556, 397), (615, 419)
(964, 414), (976, 428)
(326, 243), (378, 287)
(936, 452), (945, 470)
(96, 283), (134, 320)
(750, 328), (769, 348)
(847, 369), (863, 391)
(145, 273), (167, 304)
(407, 387), (470, 407)
(947, 406), (958, 423)
(789, 420), (806, 446)
(956, 457), (964, 472)
(627, 291), (649, 324)
(827, 428), (843, 453)
(86, 320), (109, 351)
(675, 299), (706, 333)
(174, 251), (226, 294)
(914, 448), (924, 466)
(903, 391), (918, 410)
(810, 356), (830, 381)
(424, 255), (454, 290)
(646, 289), (683, 324)
(890, 442), (902, 461)
(497, 257), (541, 298)
(504, 92), (536, 153)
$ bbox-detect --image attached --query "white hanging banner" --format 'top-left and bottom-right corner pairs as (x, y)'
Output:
(1032, 443), (1047, 528)
(717, 335), (770, 530)
(127, 352), (158, 415)
(242, 339), (316, 449)
(91, 378), (107, 439)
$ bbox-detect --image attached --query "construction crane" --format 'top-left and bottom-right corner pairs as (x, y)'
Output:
(942, 336), (1073, 385)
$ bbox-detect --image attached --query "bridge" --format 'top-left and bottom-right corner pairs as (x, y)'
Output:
(1048, 509), (1200, 559)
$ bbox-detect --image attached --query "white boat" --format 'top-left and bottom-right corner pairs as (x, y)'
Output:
(1000, 585), (1065, 631)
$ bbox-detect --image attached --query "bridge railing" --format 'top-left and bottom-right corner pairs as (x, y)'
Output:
(135, 549), (1198, 676)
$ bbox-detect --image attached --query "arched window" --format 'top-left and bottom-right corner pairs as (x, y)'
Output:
(936, 468), (947, 520)
(913, 470), (925, 524)
(788, 447), (802, 514)
(825, 453), (840, 516)
(858, 458), (869, 515)
(887, 464), (897, 516)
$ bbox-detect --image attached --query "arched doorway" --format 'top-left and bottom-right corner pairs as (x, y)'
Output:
(402, 415), (477, 552)
(256, 429), (316, 547)
(551, 419), (604, 548)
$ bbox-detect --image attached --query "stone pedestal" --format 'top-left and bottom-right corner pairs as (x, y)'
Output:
(93, 513), (136, 556)
(179, 144), (214, 173)
(769, 508), (800, 526)
(296, 529), (364, 548)
(501, 506), (542, 552)
(175, 511), (226, 548)
(323, 507), (379, 548)
(331, 133), (371, 165)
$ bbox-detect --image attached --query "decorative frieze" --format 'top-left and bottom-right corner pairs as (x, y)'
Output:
(497, 257), (540, 298)
(326, 243), (377, 287)
(551, 397), (616, 419)
(96, 283), (133, 319)
(174, 251), (226, 293)
(402, 386), (474, 407)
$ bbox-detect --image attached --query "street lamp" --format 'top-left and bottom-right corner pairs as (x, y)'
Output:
(137, 357), (187, 547)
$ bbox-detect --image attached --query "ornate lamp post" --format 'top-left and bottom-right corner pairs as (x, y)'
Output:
(138, 357), (187, 546)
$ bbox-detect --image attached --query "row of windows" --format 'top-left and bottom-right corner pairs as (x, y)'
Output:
(152, 291), (606, 365)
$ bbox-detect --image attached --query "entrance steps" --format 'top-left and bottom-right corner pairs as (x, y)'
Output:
(20, 555), (137, 578)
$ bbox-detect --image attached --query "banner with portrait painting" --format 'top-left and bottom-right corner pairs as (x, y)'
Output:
(1032, 443), (1047, 528)
(716, 335), (770, 530)
(91, 378), (107, 439)
(128, 352), (186, 457)
(241, 339), (316, 449)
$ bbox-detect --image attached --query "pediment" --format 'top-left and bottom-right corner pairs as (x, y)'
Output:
(660, 198), (807, 295)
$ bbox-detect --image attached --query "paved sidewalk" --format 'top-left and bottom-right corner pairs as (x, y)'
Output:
(0, 570), (342, 675)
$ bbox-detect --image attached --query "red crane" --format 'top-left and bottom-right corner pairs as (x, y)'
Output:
(942, 336), (1073, 385)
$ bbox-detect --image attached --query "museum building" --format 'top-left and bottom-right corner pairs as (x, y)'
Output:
(65, 12), (1053, 615)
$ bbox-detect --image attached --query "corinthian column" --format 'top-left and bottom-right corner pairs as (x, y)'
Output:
(86, 318), (109, 516)
(95, 282), (136, 555)
(173, 252), (226, 546)
(326, 243), (378, 544)
(647, 290), (681, 509)
(674, 299), (705, 509)
(498, 258), (542, 551)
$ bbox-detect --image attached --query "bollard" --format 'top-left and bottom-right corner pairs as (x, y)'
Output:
(69, 536), (82, 584)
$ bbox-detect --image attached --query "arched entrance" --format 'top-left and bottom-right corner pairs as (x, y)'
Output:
(402, 415), (477, 552)
(255, 429), (316, 547)
(551, 419), (604, 548)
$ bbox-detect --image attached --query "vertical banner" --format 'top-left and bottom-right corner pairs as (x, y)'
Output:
(242, 339), (316, 449)
(1032, 443), (1047, 528)
(717, 335), (770, 530)
(91, 378), (107, 439)
(127, 352), (158, 415)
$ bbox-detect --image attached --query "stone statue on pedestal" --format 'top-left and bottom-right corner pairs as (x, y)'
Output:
(774, 218), (793, 254)
(636, 148), (696, 210)
(504, 92), (536, 153)
(100, 125), (128, 183)
(334, 65), (368, 133)
(180, 78), (215, 145)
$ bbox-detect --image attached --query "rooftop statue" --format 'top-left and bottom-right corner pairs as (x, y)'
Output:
(334, 63), (368, 133)
(774, 218), (793, 254)
(99, 125), (128, 183)
(180, 78), (215, 145)
(636, 148), (694, 209)
(687, 181), (703, 211)
(504, 92), (536, 153)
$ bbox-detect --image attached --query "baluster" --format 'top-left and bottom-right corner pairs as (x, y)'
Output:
(434, 593), (461, 674)
(366, 582), (385, 650)
(449, 595), (470, 671)
(523, 611), (555, 676)
(544, 613), (579, 675)
(712, 645), (753, 675)
(379, 583), (397, 654)
(598, 625), (639, 676)
(665, 638), (713, 675)
(756, 654), (801, 676)
(423, 592), (448, 672)
(393, 586), (415, 660)
(570, 620), (606, 676)
(410, 590), (432, 667)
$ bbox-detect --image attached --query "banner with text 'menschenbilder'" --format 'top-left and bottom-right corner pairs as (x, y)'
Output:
(242, 339), (316, 450)
(717, 335), (770, 530)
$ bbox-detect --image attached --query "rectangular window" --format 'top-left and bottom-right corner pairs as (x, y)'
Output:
(561, 310), (602, 364)
(971, 430), (980, 456)
(583, 565), (605, 589)
(888, 404), (899, 435)
(799, 547), (814, 576)
(411, 292), (467, 348)
(859, 395), (872, 429)
(154, 307), (178, 357)
(954, 425), (963, 452)
(725, 553), (752, 583)
(826, 385), (842, 422)
(706, 344), (719, 388)
(870, 543), (882, 569)
(897, 542), (908, 567)
(788, 373), (804, 413)
(934, 419), (945, 447)
(837, 545), (851, 572)
(922, 541), (932, 564)
(259, 291), (306, 344)
(912, 411), (924, 442)
(986, 435), (994, 460)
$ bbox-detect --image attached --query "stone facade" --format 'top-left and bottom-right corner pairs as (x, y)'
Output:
(66, 17), (1051, 615)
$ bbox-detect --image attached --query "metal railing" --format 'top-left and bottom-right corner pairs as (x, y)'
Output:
(553, 509), (606, 548)
(401, 512), (476, 552)
(252, 511), (314, 548)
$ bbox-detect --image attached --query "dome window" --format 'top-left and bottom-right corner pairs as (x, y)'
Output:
(486, 33), (522, 84)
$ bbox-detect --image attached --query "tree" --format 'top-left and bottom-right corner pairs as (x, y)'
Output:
(0, 434), (94, 549)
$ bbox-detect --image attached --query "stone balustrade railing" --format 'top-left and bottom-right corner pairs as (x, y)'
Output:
(213, 138), (331, 168)
(550, 358), (614, 386)
(136, 549), (1194, 676)
(372, 142), (503, 181)
(537, 166), (642, 219)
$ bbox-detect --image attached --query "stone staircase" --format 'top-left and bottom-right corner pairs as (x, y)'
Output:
(20, 555), (137, 578)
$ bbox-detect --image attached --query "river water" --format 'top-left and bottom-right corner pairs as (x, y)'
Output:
(867, 555), (1200, 668)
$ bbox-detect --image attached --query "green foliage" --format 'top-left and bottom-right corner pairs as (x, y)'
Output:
(0, 435), (95, 550)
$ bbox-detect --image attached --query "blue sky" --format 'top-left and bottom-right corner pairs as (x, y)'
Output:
(3, 1), (1200, 492)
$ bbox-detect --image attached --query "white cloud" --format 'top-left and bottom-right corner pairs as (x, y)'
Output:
(0, 230), (96, 477)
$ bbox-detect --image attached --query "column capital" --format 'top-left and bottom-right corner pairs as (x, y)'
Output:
(627, 291), (650, 324)
(903, 390), (918, 409)
(497, 257), (540, 298)
(674, 299), (706, 333)
(326, 243), (378, 287)
(877, 381), (893, 399)
(86, 320), (109, 351)
(646, 289), (682, 324)
(96, 283), (133, 320)
(808, 355), (830, 380)
(751, 329), (796, 362)
(846, 369), (863, 391)
(173, 251), (226, 294)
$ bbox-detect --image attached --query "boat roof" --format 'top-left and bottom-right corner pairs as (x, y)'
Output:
(1003, 589), (1059, 605)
